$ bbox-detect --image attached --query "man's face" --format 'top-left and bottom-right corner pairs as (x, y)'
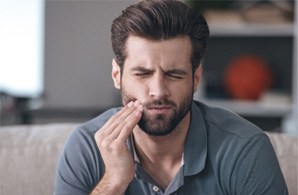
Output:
(112, 35), (201, 136)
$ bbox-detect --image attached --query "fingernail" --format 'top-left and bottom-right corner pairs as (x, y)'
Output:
(138, 104), (143, 112)
(135, 109), (142, 117)
(127, 101), (134, 107)
(134, 100), (140, 106)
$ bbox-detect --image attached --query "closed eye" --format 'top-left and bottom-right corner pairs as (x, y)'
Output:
(134, 72), (151, 77)
(131, 67), (153, 77)
(133, 71), (153, 77)
(166, 73), (183, 79)
(165, 70), (187, 79)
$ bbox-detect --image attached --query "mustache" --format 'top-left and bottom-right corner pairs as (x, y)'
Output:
(142, 99), (176, 108)
(120, 90), (176, 108)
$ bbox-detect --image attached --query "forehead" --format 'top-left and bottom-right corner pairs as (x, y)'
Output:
(124, 35), (192, 70)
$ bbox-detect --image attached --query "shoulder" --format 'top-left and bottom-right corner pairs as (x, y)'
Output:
(70, 107), (120, 139)
(61, 106), (121, 161)
(55, 107), (121, 193)
(192, 102), (287, 194)
(193, 101), (265, 142)
(60, 107), (121, 170)
(192, 101), (272, 160)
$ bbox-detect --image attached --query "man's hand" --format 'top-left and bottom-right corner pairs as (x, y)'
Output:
(91, 101), (143, 195)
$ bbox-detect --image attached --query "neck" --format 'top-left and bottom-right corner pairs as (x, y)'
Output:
(133, 112), (190, 161)
(132, 112), (191, 189)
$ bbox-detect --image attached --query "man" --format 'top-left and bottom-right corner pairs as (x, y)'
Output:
(54, 0), (288, 194)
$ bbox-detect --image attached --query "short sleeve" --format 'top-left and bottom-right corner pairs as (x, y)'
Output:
(54, 126), (103, 195)
(231, 134), (288, 195)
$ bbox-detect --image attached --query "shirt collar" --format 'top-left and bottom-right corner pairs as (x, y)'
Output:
(130, 134), (140, 164)
(183, 101), (207, 176)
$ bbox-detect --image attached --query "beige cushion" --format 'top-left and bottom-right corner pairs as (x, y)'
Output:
(0, 123), (77, 195)
(267, 133), (298, 195)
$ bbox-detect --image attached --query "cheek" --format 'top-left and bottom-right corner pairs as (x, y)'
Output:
(126, 79), (146, 93)
(173, 84), (193, 100)
(175, 81), (194, 103)
(172, 79), (194, 93)
(121, 79), (147, 101)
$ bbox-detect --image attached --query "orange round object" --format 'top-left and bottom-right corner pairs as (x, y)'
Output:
(224, 55), (273, 100)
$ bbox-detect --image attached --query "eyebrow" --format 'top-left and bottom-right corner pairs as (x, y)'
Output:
(166, 69), (188, 75)
(130, 67), (153, 72)
(130, 66), (188, 75)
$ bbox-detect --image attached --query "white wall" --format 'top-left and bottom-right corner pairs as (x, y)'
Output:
(43, 1), (136, 109)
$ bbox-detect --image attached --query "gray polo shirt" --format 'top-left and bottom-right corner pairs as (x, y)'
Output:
(55, 101), (288, 195)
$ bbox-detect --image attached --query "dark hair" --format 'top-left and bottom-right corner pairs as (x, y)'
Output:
(111, 0), (209, 71)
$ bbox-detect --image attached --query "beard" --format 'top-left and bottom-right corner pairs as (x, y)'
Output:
(120, 88), (193, 136)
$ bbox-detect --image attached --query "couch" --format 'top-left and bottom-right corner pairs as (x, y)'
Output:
(0, 123), (297, 195)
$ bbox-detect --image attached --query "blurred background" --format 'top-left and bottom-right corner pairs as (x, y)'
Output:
(0, 0), (297, 135)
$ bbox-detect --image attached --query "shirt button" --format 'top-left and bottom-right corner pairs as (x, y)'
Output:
(152, 185), (159, 192)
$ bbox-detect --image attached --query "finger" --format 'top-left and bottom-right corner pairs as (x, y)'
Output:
(108, 102), (143, 140)
(95, 101), (141, 141)
(101, 101), (134, 130)
(104, 102), (139, 133)
(117, 104), (143, 141)
(98, 101), (136, 136)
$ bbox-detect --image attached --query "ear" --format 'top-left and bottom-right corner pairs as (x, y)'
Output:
(193, 64), (202, 93)
(112, 59), (121, 89)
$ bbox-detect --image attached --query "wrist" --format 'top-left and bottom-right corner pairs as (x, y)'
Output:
(91, 173), (130, 195)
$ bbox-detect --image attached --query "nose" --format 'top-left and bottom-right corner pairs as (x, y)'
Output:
(149, 74), (170, 99)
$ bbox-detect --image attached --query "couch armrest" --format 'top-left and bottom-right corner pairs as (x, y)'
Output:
(266, 132), (298, 195)
(0, 123), (78, 195)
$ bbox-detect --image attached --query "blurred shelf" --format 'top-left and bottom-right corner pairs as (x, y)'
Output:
(200, 99), (292, 117)
(189, 1), (298, 132)
(209, 23), (294, 37)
